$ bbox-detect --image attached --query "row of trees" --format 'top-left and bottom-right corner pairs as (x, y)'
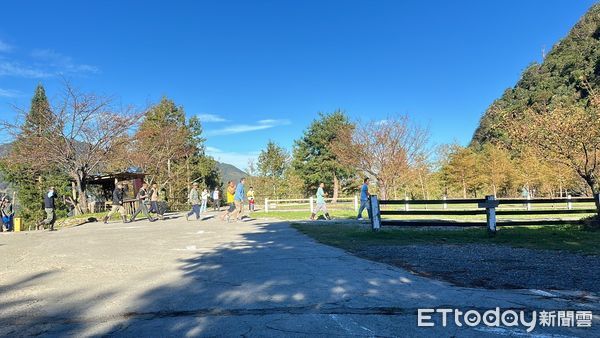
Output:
(3, 83), (598, 223)
(0, 83), (220, 224)
(247, 99), (599, 202)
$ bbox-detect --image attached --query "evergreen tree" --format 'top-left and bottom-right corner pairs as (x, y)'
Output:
(0, 84), (68, 226)
(257, 141), (290, 198)
(292, 111), (355, 201)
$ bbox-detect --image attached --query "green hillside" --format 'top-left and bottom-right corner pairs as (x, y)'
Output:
(217, 162), (247, 185)
(472, 3), (600, 146)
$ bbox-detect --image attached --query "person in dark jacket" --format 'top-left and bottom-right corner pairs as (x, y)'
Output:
(130, 182), (155, 222)
(103, 182), (129, 224)
(38, 187), (58, 231)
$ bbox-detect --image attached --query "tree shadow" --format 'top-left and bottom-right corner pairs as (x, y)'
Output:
(0, 270), (120, 336)
(86, 221), (443, 336)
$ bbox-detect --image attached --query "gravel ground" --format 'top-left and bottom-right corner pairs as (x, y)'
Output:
(355, 244), (600, 293)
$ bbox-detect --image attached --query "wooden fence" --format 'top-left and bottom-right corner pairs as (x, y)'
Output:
(263, 196), (359, 213)
(369, 194), (600, 233)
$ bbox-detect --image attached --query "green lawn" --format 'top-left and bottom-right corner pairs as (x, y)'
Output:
(252, 209), (594, 222)
(291, 222), (600, 255)
(252, 210), (357, 220)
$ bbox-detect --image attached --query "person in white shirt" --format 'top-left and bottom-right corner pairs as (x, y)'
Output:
(212, 188), (220, 211)
(200, 188), (209, 213)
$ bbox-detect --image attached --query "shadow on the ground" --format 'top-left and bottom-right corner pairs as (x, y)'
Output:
(0, 270), (120, 336)
(0, 221), (435, 336)
(103, 221), (431, 335)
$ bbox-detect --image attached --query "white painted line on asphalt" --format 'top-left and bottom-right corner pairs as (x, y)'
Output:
(329, 314), (353, 334)
(529, 289), (557, 297)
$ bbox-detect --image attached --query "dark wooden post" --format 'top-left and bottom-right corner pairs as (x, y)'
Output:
(595, 193), (600, 217)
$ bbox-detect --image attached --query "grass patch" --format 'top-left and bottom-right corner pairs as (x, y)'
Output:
(252, 210), (357, 220)
(252, 209), (594, 222)
(291, 222), (600, 255)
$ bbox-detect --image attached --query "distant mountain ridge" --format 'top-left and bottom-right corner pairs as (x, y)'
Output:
(216, 162), (247, 185)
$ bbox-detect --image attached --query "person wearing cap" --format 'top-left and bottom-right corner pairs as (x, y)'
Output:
(130, 182), (156, 223)
(186, 182), (201, 221)
(38, 186), (58, 230)
(1, 196), (14, 232)
(103, 182), (129, 224)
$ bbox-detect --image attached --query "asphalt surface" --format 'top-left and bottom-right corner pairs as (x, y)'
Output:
(0, 212), (598, 337)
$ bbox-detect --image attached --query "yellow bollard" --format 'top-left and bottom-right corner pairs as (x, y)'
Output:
(13, 217), (22, 232)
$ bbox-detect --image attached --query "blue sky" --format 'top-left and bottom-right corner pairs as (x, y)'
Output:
(0, 0), (596, 169)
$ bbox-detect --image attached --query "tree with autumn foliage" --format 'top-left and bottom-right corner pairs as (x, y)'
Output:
(1, 82), (141, 214)
(331, 116), (429, 200)
(130, 97), (219, 207)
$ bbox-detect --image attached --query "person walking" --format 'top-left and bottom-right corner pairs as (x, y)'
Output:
(186, 182), (201, 221)
(212, 188), (220, 211)
(130, 182), (156, 222)
(200, 188), (209, 214)
(310, 182), (331, 220)
(356, 177), (372, 221)
(87, 193), (96, 214)
(233, 178), (246, 221)
(103, 182), (129, 224)
(220, 181), (236, 221)
(38, 187), (58, 231)
(1, 196), (14, 232)
(149, 183), (165, 220)
(247, 186), (255, 212)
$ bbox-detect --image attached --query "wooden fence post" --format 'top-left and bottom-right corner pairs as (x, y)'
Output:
(354, 194), (359, 212)
(567, 194), (572, 210)
(265, 198), (269, 213)
(309, 196), (314, 213)
(479, 195), (499, 235)
(370, 195), (381, 231)
(526, 194), (531, 211)
(404, 196), (409, 211)
(443, 195), (447, 210)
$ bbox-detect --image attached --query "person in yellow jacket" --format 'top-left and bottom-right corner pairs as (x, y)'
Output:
(247, 187), (255, 212)
(220, 181), (236, 221)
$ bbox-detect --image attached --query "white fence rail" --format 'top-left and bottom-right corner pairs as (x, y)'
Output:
(262, 196), (359, 213)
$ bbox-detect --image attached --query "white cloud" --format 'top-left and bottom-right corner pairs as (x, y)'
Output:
(198, 113), (228, 123)
(0, 88), (23, 98)
(205, 146), (258, 172)
(0, 61), (51, 78)
(0, 40), (13, 53)
(205, 119), (291, 136)
(31, 48), (99, 74)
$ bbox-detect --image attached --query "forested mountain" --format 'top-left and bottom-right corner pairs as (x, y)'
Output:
(217, 162), (247, 185)
(472, 3), (600, 146)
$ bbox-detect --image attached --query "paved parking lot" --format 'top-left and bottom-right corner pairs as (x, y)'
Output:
(0, 213), (598, 337)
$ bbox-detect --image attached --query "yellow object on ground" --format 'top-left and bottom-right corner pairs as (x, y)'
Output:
(13, 217), (23, 232)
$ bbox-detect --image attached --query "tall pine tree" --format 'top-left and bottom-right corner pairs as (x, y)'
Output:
(292, 111), (355, 201)
(0, 84), (68, 227)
